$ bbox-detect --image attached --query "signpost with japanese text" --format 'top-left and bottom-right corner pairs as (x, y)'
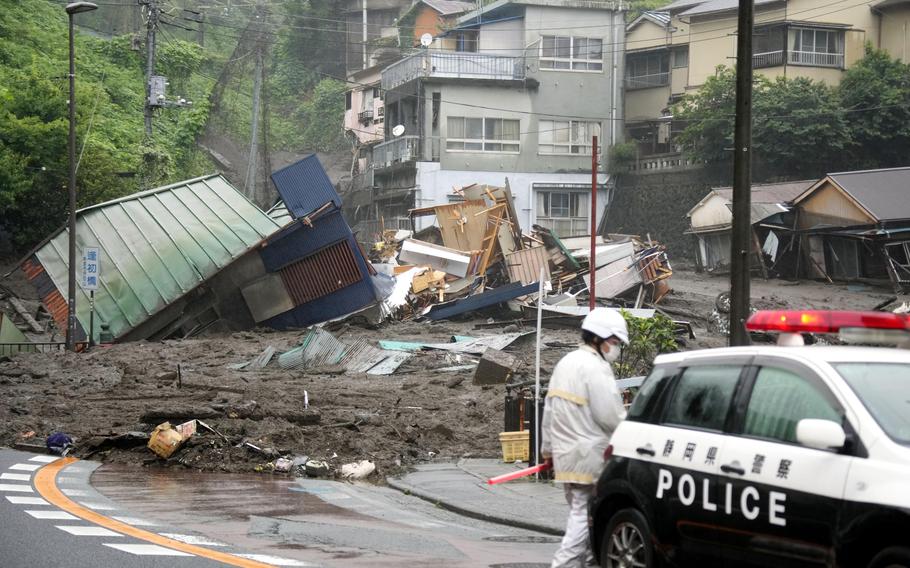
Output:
(81, 247), (100, 347)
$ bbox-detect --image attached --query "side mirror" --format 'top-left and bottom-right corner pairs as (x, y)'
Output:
(796, 419), (847, 451)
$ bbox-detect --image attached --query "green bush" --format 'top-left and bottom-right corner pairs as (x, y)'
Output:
(614, 310), (678, 379)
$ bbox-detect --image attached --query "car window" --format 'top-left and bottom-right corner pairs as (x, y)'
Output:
(627, 366), (673, 422)
(743, 367), (842, 444)
(835, 363), (910, 445)
(663, 365), (741, 431)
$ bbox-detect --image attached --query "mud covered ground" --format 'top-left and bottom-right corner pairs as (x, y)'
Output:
(0, 267), (899, 481)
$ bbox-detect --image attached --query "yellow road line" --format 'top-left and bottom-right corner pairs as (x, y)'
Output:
(34, 457), (276, 568)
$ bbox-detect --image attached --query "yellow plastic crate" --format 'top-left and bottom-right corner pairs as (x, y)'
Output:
(499, 430), (530, 462)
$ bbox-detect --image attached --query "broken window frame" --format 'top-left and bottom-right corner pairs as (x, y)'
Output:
(885, 241), (910, 284)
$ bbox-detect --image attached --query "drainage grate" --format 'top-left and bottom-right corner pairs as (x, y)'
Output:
(483, 536), (562, 544)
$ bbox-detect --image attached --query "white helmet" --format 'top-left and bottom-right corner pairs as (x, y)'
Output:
(582, 308), (629, 345)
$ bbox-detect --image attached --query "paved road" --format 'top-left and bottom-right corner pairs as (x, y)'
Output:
(92, 462), (560, 567)
(0, 448), (309, 567)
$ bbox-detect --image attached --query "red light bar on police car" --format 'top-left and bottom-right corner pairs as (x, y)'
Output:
(746, 310), (910, 334)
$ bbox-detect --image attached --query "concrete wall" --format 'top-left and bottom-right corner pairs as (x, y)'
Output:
(626, 85), (670, 122)
(606, 166), (731, 260)
(414, 161), (609, 234)
(880, 5), (910, 62)
(627, 18), (669, 51)
(479, 19), (525, 53)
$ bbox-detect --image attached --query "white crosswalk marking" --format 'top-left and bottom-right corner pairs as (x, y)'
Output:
(0, 484), (34, 493)
(25, 510), (79, 520)
(80, 502), (116, 511)
(236, 554), (312, 566)
(56, 526), (123, 537)
(6, 496), (49, 505)
(102, 544), (193, 556)
(159, 533), (228, 547)
(28, 456), (60, 463)
(1, 473), (32, 481)
(9, 463), (41, 472)
(111, 516), (159, 527)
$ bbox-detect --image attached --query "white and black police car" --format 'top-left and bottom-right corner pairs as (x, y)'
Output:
(589, 310), (910, 568)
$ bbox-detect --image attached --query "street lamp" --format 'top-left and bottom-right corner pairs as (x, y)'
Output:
(65, 1), (97, 352)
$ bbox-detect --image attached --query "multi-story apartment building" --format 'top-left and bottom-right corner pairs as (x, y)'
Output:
(343, 0), (413, 75)
(623, 0), (910, 163)
(351, 0), (625, 238)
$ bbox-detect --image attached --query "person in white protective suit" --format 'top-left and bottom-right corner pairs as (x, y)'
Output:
(541, 308), (629, 568)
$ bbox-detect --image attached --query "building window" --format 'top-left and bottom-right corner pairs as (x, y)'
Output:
(540, 36), (603, 71)
(345, 91), (352, 110)
(625, 51), (670, 89)
(539, 120), (601, 154)
(372, 87), (381, 99)
(432, 92), (441, 129)
(789, 28), (844, 67)
(672, 46), (689, 68)
(455, 31), (478, 53)
(536, 188), (590, 237)
(446, 117), (520, 153)
(752, 26), (786, 68)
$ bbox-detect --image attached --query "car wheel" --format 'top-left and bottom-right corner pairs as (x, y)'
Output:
(868, 547), (910, 568)
(600, 508), (655, 568)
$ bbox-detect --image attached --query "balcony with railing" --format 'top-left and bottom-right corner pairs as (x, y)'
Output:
(788, 50), (843, 68)
(373, 135), (442, 171)
(381, 51), (525, 91)
(753, 50), (785, 68)
(624, 72), (670, 90)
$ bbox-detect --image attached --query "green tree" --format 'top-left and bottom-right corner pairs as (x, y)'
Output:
(295, 78), (348, 152)
(673, 66), (852, 179)
(838, 45), (910, 170)
(672, 66), (738, 166)
(753, 76), (850, 179)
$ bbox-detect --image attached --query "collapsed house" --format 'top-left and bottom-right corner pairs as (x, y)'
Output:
(20, 156), (385, 343)
(371, 182), (673, 322)
(686, 180), (814, 274)
(791, 167), (910, 291)
(686, 167), (910, 292)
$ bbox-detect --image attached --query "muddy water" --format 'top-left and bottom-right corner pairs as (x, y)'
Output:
(91, 464), (557, 567)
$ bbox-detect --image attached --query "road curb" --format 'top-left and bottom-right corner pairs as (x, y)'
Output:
(385, 476), (564, 536)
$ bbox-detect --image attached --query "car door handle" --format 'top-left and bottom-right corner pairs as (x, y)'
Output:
(721, 462), (746, 475)
(636, 446), (655, 457)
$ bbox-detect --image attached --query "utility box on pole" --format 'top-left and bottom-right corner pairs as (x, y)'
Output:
(148, 75), (167, 108)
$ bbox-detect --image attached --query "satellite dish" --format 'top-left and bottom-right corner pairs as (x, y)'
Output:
(420, 33), (433, 48)
(392, 124), (406, 137)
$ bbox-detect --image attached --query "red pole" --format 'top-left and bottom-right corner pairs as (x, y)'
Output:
(590, 135), (598, 310)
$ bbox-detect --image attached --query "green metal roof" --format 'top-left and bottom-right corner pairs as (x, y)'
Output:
(35, 174), (283, 341)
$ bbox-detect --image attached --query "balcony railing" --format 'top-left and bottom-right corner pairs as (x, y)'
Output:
(381, 51), (525, 91)
(753, 50), (785, 68)
(788, 50), (843, 68)
(373, 135), (421, 170)
(358, 109), (374, 124)
(624, 72), (670, 90)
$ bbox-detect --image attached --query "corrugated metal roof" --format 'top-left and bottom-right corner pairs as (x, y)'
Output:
(277, 328), (410, 375)
(426, 281), (540, 320)
(827, 167), (910, 222)
(422, 0), (476, 16)
(32, 174), (281, 342)
(713, 180), (815, 205)
(270, 155), (342, 219)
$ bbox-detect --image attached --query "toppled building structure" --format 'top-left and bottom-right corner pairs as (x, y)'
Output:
(20, 156), (386, 343)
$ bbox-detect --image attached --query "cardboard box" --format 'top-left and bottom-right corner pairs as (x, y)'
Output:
(147, 420), (196, 459)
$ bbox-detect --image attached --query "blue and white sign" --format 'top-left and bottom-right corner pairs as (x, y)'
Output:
(81, 247), (101, 291)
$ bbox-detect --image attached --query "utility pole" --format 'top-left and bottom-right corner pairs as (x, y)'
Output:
(142, 0), (159, 137)
(244, 46), (265, 204)
(729, 0), (754, 346)
(590, 135), (598, 310)
(362, 0), (368, 70)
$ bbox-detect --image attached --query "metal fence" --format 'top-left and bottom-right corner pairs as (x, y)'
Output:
(0, 342), (84, 356)
(753, 50), (785, 68)
(788, 51), (843, 67)
(382, 52), (525, 91)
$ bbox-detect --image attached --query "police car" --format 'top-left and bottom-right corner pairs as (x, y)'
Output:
(589, 310), (910, 568)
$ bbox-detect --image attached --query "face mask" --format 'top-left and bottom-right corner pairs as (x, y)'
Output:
(601, 342), (621, 363)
